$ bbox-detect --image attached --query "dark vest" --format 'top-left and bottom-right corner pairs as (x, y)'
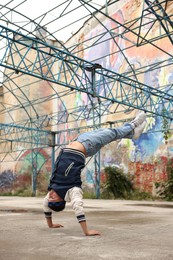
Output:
(48, 148), (86, 199)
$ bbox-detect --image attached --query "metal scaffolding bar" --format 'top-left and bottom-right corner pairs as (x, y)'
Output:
(0, 24), (173, 120)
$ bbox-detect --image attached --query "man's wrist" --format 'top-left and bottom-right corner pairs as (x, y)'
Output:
(77, 214), (86, 223)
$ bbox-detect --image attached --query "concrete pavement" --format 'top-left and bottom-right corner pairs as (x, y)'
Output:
(0, 197), (173, 260)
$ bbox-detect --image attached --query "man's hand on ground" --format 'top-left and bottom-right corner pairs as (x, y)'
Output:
(49, 223), (64, 228)
(86, 230), (101, 236)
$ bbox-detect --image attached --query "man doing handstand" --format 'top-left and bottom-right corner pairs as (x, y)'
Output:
(43, 111), (146, 236)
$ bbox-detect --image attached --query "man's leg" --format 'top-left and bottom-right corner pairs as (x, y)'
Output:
(76, 111), (146, 157)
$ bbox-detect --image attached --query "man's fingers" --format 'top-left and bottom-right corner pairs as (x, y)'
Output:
(86, 230), (101, 236)
(52, 224), (64, 228)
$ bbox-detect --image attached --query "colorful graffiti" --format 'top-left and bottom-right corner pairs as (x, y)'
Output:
(0, 170), (16, 191)
(1, 2), (172, 195)
(73, 4), (173, 193)
(12, 149), (52, 194)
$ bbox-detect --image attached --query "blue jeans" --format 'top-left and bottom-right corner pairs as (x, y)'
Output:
(76, 123), (134, 157)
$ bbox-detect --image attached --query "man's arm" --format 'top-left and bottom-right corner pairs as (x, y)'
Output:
(68, 187), (101, 236)
(45, 216), (64, 228)
(79, 221), (101, 236)
(43, 193), (64, 228)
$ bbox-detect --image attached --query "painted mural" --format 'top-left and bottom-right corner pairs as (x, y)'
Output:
(1, 1), (173, 196)
(73, 2), (173, 194)
(0, 148), (51, 195)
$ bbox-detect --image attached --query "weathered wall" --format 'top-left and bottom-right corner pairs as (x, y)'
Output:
(64, 0), (173, 195)
(0, 0), (173, 196)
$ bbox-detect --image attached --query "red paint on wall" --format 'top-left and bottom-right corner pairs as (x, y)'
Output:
(129, 156), (168, 193)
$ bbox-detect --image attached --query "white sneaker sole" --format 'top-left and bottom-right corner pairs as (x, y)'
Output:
(133, 121), (146, 140)
(132, 111), (146, 127)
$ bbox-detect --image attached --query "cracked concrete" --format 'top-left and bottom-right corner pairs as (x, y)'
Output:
(0, 197), (173, 260)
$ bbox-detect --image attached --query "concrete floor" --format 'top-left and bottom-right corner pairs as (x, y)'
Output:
(0, 197), (173, 260)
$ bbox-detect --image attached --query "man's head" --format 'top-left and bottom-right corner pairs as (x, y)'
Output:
(48, 190), (66, 212)
(48, 200), (66, 212)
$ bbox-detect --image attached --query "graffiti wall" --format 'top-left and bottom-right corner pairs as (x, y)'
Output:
(1, 0), (173, 196)
(67, 0), (173, 194)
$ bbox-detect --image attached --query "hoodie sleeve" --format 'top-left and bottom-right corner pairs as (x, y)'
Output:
(66, 187), (86, 223)
(43, 193), (52, 218)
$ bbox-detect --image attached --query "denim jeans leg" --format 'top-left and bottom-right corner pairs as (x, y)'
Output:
(76, 123), (134, 156)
